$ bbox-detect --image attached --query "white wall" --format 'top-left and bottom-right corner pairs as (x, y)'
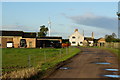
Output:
(69, 31), (84, 46)
(88, 41), (93, 46)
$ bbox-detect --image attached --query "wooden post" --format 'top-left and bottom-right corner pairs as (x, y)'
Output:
(66, 47), (68, 54)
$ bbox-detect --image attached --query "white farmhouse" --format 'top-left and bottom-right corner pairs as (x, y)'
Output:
(69, 29), (84, 46)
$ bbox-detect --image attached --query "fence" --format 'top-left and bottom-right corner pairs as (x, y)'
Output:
(101, 42), (120, 49)
(2, 47), (76, 78)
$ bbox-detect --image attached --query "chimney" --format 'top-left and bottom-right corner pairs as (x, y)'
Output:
(92, 32), (94, 39)
(75, 29), (78, 32)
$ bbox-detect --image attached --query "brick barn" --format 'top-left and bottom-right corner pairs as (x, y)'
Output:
(0, 30), (62, 48)
(0, 31), (36, 48)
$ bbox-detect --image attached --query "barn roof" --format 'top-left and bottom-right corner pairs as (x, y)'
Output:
(0, 30), (36, 38)
(0, 30), (23, 36)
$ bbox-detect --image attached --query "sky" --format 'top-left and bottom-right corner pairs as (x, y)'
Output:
(1, 2), (119, 39)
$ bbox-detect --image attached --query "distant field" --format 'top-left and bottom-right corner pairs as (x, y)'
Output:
(2, 47), (80, 74)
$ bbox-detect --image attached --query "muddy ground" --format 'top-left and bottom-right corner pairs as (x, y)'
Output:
(45, 47), (119, 79)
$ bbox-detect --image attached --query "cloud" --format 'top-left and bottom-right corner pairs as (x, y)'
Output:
(60, 13), (67, 16)
(1, 25), (36, 32)
(63, 13), (118, 31)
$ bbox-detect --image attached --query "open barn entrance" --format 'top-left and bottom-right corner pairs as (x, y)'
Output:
(36, 37), (62, 48)
(36, 40), (51, 48)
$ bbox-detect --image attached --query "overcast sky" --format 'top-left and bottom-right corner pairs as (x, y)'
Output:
(1, 2), (119, 39)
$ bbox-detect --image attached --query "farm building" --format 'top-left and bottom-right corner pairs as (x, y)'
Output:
(83, 32), (94, 46)
(0, 30), (62, 48)
(69, 29), (84, 46)
(36, 36), (62, 48)
(84, 37), (94, 46)
(93, 38), (106, 47)
(69, 29), (94, 46)
(97, 38), (106, 47)
(0, 30), (36, 48)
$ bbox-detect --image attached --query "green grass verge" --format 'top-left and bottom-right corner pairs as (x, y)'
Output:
(91, 46), (120, 59)
(41, 47), (80, 71)
(2, 47), (80, 73)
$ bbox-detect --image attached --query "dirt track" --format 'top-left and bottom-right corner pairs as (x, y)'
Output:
(47, 47), (119, 78)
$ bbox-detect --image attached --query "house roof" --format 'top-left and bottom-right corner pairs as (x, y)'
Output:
(69, 30), (84, 38)
(84, 37), (93, 41)
(93, 38), (106, 43)
(93, 39), (98, 43)
(97, 38), (106, 42)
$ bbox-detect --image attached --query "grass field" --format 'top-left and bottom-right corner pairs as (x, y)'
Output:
(2, 47), (80, 74)
(101, 48), (120, 58)
(91, 46), (120, 59)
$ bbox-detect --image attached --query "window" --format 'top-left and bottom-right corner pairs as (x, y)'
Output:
(80, 42), (82, 44)
(72, 42), (76, 44)
(72, 36), (75, 38)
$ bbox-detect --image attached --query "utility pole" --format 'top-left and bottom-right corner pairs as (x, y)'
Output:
(48, 17), (51, 36)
